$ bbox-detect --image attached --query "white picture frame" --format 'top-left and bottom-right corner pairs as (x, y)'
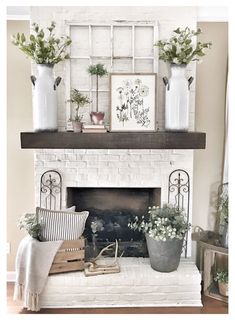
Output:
(110, 73), (157, 132)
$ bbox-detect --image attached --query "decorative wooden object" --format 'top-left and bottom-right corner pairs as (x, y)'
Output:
(192, 229), (228, 303)
(49, 238), (85, 274)
(203, 243), (228, 303)
(20, 131), (206, 149)
(84, 240), (120, 276)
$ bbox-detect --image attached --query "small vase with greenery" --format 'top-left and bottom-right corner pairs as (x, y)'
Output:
(128, 204), (191, 272)
(87, 64), (108, 124)
(214, 271), (228, 297)
(67, 89), (91, 132)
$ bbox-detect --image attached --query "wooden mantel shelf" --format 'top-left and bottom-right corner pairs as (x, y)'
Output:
(20, 131), (206, 149)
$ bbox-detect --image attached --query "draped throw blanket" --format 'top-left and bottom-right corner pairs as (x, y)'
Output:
(13, 235), (63, 311)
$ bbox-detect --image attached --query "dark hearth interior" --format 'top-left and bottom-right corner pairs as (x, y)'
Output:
(67, 187), (161, 258)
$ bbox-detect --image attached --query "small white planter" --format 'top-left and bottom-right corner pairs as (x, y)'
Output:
(218, 281), (228, 297)
(164, 64), (193, 131)
(31, 64), (61, 132)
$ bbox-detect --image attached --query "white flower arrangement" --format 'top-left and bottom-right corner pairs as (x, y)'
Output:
(128, 203), (191, 241)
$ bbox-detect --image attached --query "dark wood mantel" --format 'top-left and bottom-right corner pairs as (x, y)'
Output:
(20, 131), (206, 149)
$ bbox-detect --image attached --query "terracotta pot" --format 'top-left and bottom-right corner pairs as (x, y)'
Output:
(72, 121), (83, 132)
(90, 112), (105, 125)
(218, 281), (228, 296)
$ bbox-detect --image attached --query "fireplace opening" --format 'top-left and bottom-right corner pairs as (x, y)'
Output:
(67, 187), (161, 258)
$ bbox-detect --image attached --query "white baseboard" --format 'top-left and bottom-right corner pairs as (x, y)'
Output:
(7, 272), (16, 282)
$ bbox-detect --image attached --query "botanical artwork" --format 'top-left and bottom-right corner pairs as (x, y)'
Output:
(110, 74), (156, 131)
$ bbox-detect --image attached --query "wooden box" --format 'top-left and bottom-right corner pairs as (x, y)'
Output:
(203, 244), (228, 303)
(192, 230), (228, 303)
(49, 238), (85, 274)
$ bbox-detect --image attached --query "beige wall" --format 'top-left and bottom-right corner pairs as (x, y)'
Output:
(7, 21), (35, 271)
(192, 22), (228, 247)
(6, 21), (228, 271)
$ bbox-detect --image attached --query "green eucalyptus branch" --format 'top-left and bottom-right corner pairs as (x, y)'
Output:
(155, 27), (212, 65)
(11, 21), (72, 65)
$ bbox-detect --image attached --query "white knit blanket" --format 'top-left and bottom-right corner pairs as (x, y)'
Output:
(13, 235), (63, 311)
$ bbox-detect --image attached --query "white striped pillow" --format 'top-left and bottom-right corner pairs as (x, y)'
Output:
(36, 207), (89, 241)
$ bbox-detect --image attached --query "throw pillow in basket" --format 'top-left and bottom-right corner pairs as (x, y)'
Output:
(36, 207), (89, 241)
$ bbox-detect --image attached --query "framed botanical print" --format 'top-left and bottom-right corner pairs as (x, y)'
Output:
(110, 73), (157, 132)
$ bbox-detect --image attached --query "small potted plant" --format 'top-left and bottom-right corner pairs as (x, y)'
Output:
(87, 63), (108, 124)
(128, 204), (191, 272)
(67, 89), (91, 132)
(214, 271), (228, 297)
(155, 27), (212, 131)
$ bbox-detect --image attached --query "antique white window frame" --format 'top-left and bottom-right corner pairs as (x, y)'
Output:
(65, 20), (159, 123)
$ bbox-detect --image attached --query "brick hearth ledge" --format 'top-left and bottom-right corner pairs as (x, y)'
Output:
(39, 258), (202, 308)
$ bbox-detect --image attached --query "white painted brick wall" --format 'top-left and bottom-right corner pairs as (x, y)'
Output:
(34, 148), (193, 211)
(31, 7), (196, 256)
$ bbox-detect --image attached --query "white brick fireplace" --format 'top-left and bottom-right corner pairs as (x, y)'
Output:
(34, 148), (194, 255)
(31, 6), (197, 257)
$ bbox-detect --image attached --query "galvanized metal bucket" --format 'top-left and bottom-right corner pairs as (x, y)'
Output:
(146, 234), (184, 272)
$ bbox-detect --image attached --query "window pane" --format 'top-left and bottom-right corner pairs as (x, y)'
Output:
(135, 26), (154, 57)
(70, 26), (89, 57)
(113, 26), (132, 57)
(134, 59), (154, 72)
(113, 59), (132, 72)
(92, 26), (111, 57)
(70, 59), (90, 90)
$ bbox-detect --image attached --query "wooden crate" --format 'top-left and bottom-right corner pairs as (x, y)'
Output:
(49, 238), (85, 274)
(203, 245), (228, 303)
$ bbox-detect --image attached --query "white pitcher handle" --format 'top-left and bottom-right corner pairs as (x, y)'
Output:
(163, 77), (170, 90)
(188, 76), (194, 89)
(54, 77), (62, 90)
(30, 75), (36, 87)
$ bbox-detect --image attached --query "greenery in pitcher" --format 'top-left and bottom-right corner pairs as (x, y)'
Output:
(155, 27), (212, 65)
(17, 214), (41, 239)
(12, 21), (72, 65)
(128, 203), (191, 241)
(67, 89), (91, 122)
